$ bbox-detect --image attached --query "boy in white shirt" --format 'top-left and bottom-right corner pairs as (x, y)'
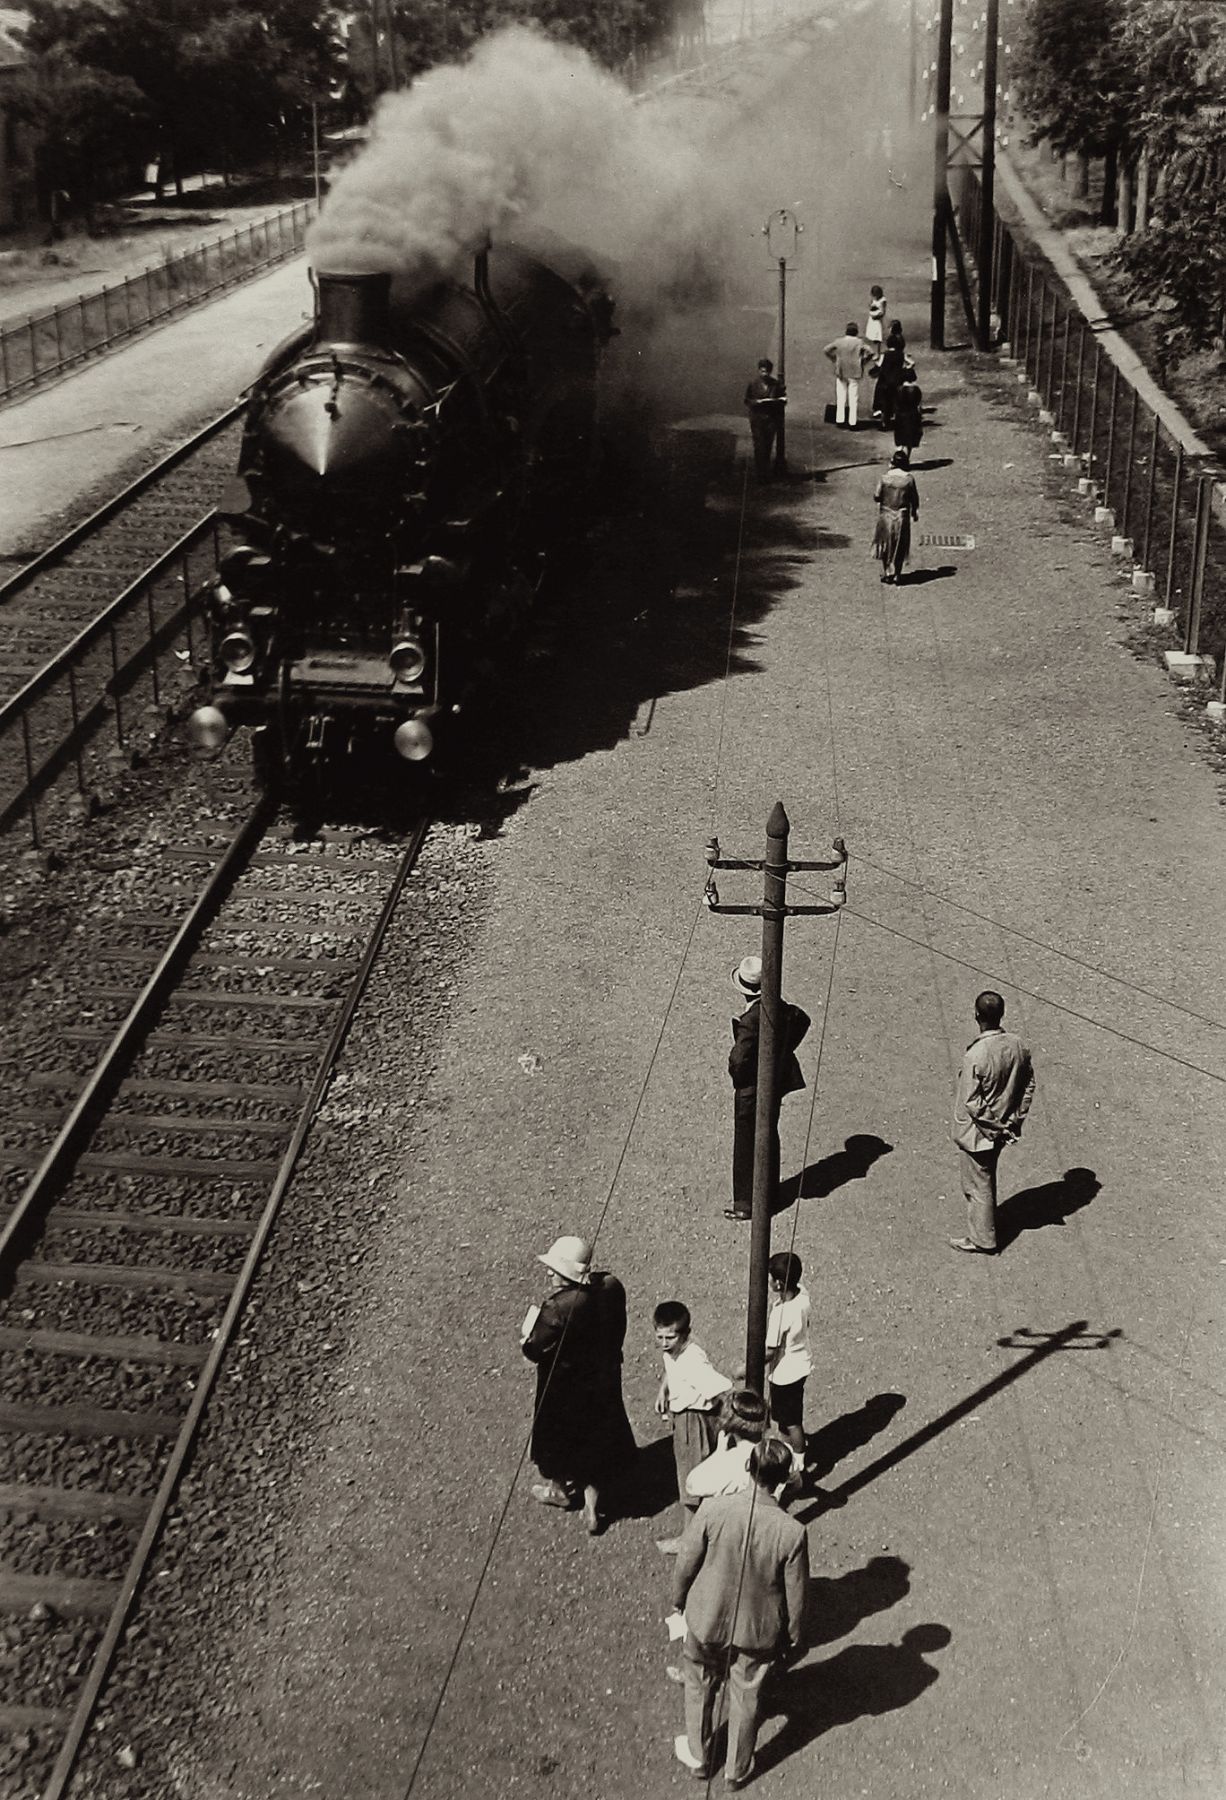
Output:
(765, 1252), (812, 1471)
(653, 1300), (731, 1553)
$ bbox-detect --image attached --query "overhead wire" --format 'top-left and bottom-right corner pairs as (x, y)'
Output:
(402, 429), (759, 1800)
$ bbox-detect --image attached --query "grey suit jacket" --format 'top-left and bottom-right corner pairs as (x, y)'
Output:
(671, 1487), (809, 1656)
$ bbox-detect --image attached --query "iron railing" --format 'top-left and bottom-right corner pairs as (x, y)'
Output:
(0, 518), (220, 847)
(956, 167), (1225, 697)
(0, 200), (313, 403)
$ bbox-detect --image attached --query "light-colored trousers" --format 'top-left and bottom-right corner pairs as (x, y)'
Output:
(958, 1142), (1003, 1249)
(683, 1635), (773, 1782)
(835, 374), (860, 425)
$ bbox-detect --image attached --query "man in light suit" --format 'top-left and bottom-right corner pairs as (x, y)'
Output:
(670, 1438), (809, 1787)
(950, 989), (1035, 1254)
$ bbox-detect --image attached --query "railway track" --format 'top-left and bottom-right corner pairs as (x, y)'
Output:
(0, 404), (242, 702)
(0, 797), (430, 1799)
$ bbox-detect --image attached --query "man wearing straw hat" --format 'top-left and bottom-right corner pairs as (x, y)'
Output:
(726, 954), (811, 1221)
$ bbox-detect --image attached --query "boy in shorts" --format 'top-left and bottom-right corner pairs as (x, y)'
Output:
(765, 1252), (811, 1476)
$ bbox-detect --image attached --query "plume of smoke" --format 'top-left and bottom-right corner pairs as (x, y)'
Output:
(308, 27), (715, 307)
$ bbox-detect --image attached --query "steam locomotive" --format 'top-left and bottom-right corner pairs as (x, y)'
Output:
(187, 239), (617, 778)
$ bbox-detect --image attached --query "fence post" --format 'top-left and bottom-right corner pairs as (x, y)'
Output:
(1021, 262), (1033, 371)
(1119, 386), (1138, 537)
(1070, 319), (1086, 452)
(0, 321), (9, 396)
(26, 315), (35, 382)
(1101, 361), (1116, 507)
(1035, 283), (1045, 394)
(1184, 472), (1212, 656)
(1057, 311), (1070, 431)
(52, 304), (63, 373)
(20, 712), (40, 848)
(147, 584), (162, 708)
(109, 625), (125, 747)
(1140, 411), (1160, 572)
(1086, 342), (1101, 481)
(1164, 444), (1184, 607)
(68, 665), (85, 795)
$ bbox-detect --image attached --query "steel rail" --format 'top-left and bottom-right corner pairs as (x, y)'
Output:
(5, 804), (433, 1800)
(0, 400), (242, 606)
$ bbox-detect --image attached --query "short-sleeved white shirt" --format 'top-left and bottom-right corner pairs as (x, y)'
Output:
(664, 1338), (731, 1413)
(766, 1285), (812, 1385)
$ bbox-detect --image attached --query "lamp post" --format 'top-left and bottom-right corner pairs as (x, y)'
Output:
(763, 208), (801, 474)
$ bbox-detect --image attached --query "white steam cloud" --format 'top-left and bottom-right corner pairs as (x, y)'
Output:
(308, 27), (715, 306)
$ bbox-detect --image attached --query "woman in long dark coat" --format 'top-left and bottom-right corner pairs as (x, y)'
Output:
(893, 367), (924, 459)
(872, 320), (907, 427)
(522, 1236), (634, 1534)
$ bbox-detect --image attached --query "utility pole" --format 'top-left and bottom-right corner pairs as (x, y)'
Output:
(929, 0), (953, 349)
(977, 0), (1000, 351)
(763, 208), (800, 475)
(704, 805), (847, 1392)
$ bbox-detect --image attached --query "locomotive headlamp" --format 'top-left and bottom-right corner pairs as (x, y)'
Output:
(219, 629), (257, 674)
(393, 718), (434, 761)
(186, 705), (230, 754)
(389, 636), (427, 682)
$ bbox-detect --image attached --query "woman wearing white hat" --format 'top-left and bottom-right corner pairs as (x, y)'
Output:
(521, 1236), (634, 1533)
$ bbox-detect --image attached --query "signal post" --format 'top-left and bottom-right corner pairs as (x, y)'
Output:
(704, 803), (847, 1392)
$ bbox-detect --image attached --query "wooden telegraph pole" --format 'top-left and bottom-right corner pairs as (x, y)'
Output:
(977, 0), (1000, 351)
(929, 0), (954, 349)
(705, 805), (847, 1392)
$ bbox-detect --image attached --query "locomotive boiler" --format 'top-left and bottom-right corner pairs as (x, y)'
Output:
(187, 239), (616, 778)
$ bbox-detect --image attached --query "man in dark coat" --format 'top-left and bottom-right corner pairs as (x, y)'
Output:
(743, 357), (786, 481)
(726, 954), (811, 1220)
(521, 1236), (634, 1534)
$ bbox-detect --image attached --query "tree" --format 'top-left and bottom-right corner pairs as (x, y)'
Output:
(9, 43), (147, 224)
(1011, 0), (1145, 221)
(20, 0), (344, 198)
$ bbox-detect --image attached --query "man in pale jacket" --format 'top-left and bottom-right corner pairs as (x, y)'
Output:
(950, 989), (1035, 1254)
(823, 320), (876, 428)
(671, 1438), (809, 1787)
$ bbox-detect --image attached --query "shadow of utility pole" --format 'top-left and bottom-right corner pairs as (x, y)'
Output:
(805, 1321), (1120, 1518)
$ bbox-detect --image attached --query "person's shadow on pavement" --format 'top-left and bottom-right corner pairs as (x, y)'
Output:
(804, 1391), (906, 1482)
(803, 1554), (911, 1646)
(755, 1624), (952, 1773)
(996, 1166), (1100, 1251)
(776, 1133), (893, 1211)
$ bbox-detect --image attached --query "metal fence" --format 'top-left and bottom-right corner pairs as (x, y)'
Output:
(0, 200), (313, 403)
(957, 167), (1225, 698)
(0, 519), (220, 848)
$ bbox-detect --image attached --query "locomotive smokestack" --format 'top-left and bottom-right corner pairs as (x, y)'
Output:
(315, 270), (392, 347)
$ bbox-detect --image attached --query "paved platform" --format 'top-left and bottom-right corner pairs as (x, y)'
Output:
(0, 257), (310, 555)
(104, 38), (1226, 1800)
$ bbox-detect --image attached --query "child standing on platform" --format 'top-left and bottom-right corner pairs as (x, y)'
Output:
(653, 1300), (731, 1553)
(866, 284), (887, 346)
(765, 1252), (812, 1474)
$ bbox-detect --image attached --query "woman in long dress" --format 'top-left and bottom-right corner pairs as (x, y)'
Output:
(872, 449), (920, 584)
(893, 367), (924, 460)
(871, 320), (907, 428)
(522, 1236), (634, 1533)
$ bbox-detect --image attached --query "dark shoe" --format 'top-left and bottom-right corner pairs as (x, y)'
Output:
(949, 1236), (996, 1255)
(726, 1756), (757, 1789)
(724, 1208), (751, 1221)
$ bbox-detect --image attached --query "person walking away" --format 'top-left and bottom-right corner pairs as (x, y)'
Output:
(744, 357), (786, 482)
(727, 954), (811, 1221)
(865, 284), (886, 346)
(823, 323), (875, 429)
(950, 991), (1035, 1254)
(872, 450), (919, 585)
(670, 1439), (809, 1787)
(893, 365), (923, 461)
(871, 320), (907, 428)
(653, 1300), (732, 1553)
(522, 1235), (624, 1533)
(765, 1252), (811, 1477)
